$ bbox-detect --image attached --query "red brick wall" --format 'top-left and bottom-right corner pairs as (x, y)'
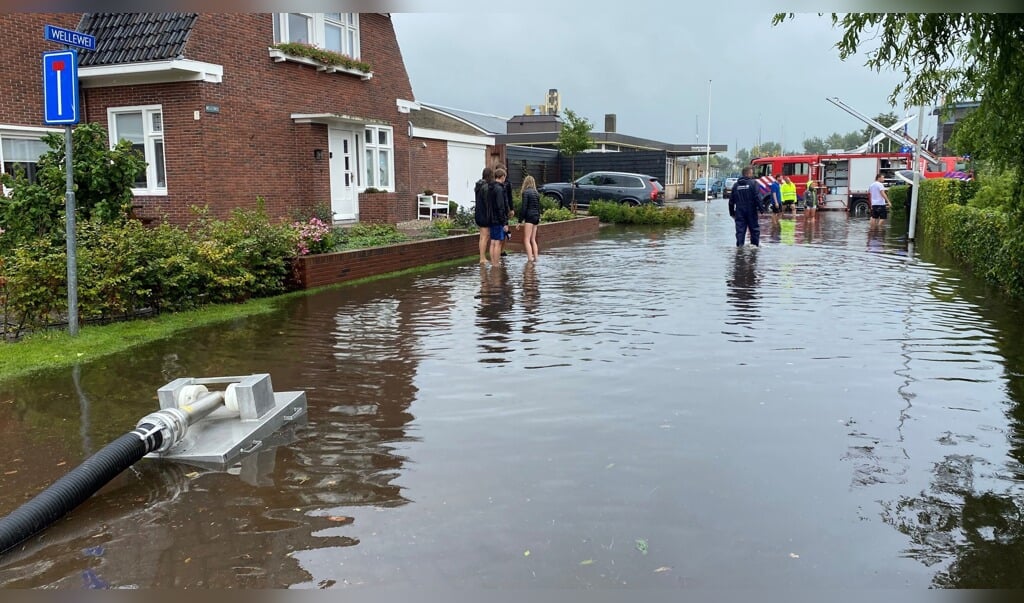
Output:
(2, 13), (419, 226)
(0, 13), (80, 126)
(292, 217), (601, 289)
(294, 234), (480, 288)
(505, 216), (600, 250)
(358, 191), (406, 223)
(410, 137), (448, 196)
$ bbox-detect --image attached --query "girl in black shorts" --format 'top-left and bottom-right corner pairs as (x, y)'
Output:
(520, 175), (541, 261)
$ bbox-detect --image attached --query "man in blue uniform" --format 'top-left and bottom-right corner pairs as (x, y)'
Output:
(729, 167), (762, 247)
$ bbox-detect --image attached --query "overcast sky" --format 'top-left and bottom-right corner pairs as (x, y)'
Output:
(391, 4), (938, 158)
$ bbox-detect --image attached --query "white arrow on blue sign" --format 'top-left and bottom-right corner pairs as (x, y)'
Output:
(43, 50), (80, 125)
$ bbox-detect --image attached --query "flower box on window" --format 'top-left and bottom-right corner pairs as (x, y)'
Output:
(268, 45), (372, 80)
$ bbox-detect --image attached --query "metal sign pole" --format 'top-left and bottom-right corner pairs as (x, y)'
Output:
(65, 119), (78, 336)
(43, 29), (90, 337)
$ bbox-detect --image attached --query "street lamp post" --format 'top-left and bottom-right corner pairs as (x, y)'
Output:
(704, 79), (712, 203)
(908, 102), (926, 243)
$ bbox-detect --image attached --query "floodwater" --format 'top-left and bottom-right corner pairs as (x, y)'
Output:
(1, 201), (1023, 589)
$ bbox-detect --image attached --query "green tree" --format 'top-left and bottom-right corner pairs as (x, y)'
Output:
(711, 154), (735, 174)
(557, 108), (594, 212)
(842, 131), (865, 150)
(752, 141), (781, 157)
(736, 148), (752, 166)
(860, 111), (900, 146)
(803, 136), (827, 154)
(773, 13), (1024, 216)
(0, 122), (145, 251)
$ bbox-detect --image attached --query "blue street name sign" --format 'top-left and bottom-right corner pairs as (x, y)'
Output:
(43, 50), (80, 125)
(44, 24), (96, 51)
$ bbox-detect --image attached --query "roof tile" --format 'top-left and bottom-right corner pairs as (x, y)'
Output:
(76, 13), (198, 66)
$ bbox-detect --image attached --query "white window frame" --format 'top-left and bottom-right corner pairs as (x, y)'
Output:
(273, 13), (360, 59)
(363, 125), (394, 192)
(107, 105), (167, 196)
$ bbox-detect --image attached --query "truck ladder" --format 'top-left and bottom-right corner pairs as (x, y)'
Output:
(826, 96), (942, 166)
(849, 114), (918, 153)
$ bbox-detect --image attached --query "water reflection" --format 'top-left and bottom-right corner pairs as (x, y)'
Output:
(476, 264), (514, 361)
(724, 248), (761, 341)
(867, 224), (886, 253)
(881, 454), (1024, 588)
(0, 440), (353, 588)
(521, 261), (540, 335)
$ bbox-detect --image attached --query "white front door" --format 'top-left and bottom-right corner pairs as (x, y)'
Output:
(447, 142), (486, 210)
(328, 128), (358, 220)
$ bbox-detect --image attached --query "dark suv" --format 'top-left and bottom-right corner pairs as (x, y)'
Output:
(538, 171), (664, 209)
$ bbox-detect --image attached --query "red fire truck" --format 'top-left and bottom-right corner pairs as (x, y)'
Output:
(750, 152), (967, 215)
(749, 97), (972, 214)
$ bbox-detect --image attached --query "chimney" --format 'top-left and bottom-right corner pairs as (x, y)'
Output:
(605, 114), (617, 133)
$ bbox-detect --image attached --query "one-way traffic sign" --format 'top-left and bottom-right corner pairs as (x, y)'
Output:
(43, 50), (80, 125)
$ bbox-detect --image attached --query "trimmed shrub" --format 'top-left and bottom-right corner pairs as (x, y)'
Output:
(540, 207), (575, 223)
(588, 201), (695, 227)
(889, 185), (910, 219)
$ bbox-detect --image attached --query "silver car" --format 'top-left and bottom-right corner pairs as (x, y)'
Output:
(723, 177), (739, 197)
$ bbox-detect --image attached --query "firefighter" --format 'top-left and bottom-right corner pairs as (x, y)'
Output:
(729, 167), (762, 247)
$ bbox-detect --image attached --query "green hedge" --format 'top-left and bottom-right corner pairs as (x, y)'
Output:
(1, 206), (298, 336)
(918, 177), (1023, 298)
(889, 185), (909, 219)
(588, 201), (695, 226)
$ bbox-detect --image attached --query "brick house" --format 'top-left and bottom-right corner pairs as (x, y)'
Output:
(0, 12), (423, 225)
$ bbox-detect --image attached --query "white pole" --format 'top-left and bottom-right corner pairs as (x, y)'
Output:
(908, 102), (925, 242)
(704, 79), (712, 203)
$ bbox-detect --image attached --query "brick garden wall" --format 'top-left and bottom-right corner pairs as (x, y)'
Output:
(292, 217), (601, 289)
(293, 234), (479, 289)
(505, 216), (600, 251)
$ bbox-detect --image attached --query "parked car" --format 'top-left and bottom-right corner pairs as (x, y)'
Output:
(723, 177), (739, 197)
(692, 177), (724, 198)
(538, 171), (665, 209)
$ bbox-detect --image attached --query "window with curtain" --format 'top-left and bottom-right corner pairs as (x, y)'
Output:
(1, 135), (50, 184)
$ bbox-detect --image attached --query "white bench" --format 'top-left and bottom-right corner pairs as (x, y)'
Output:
(417, 193), (450, 220)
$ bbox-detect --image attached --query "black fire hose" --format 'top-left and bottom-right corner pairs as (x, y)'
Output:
(0, 389), (224, 556)
(0, 423), (162, 555)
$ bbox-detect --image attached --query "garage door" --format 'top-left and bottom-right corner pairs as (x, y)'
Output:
(447, 142), (486, 210)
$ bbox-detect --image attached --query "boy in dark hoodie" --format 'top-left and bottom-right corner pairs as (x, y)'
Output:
(488, 167), (510, 265)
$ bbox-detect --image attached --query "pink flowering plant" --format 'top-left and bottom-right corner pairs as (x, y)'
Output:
(293, 217), (337, 256)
